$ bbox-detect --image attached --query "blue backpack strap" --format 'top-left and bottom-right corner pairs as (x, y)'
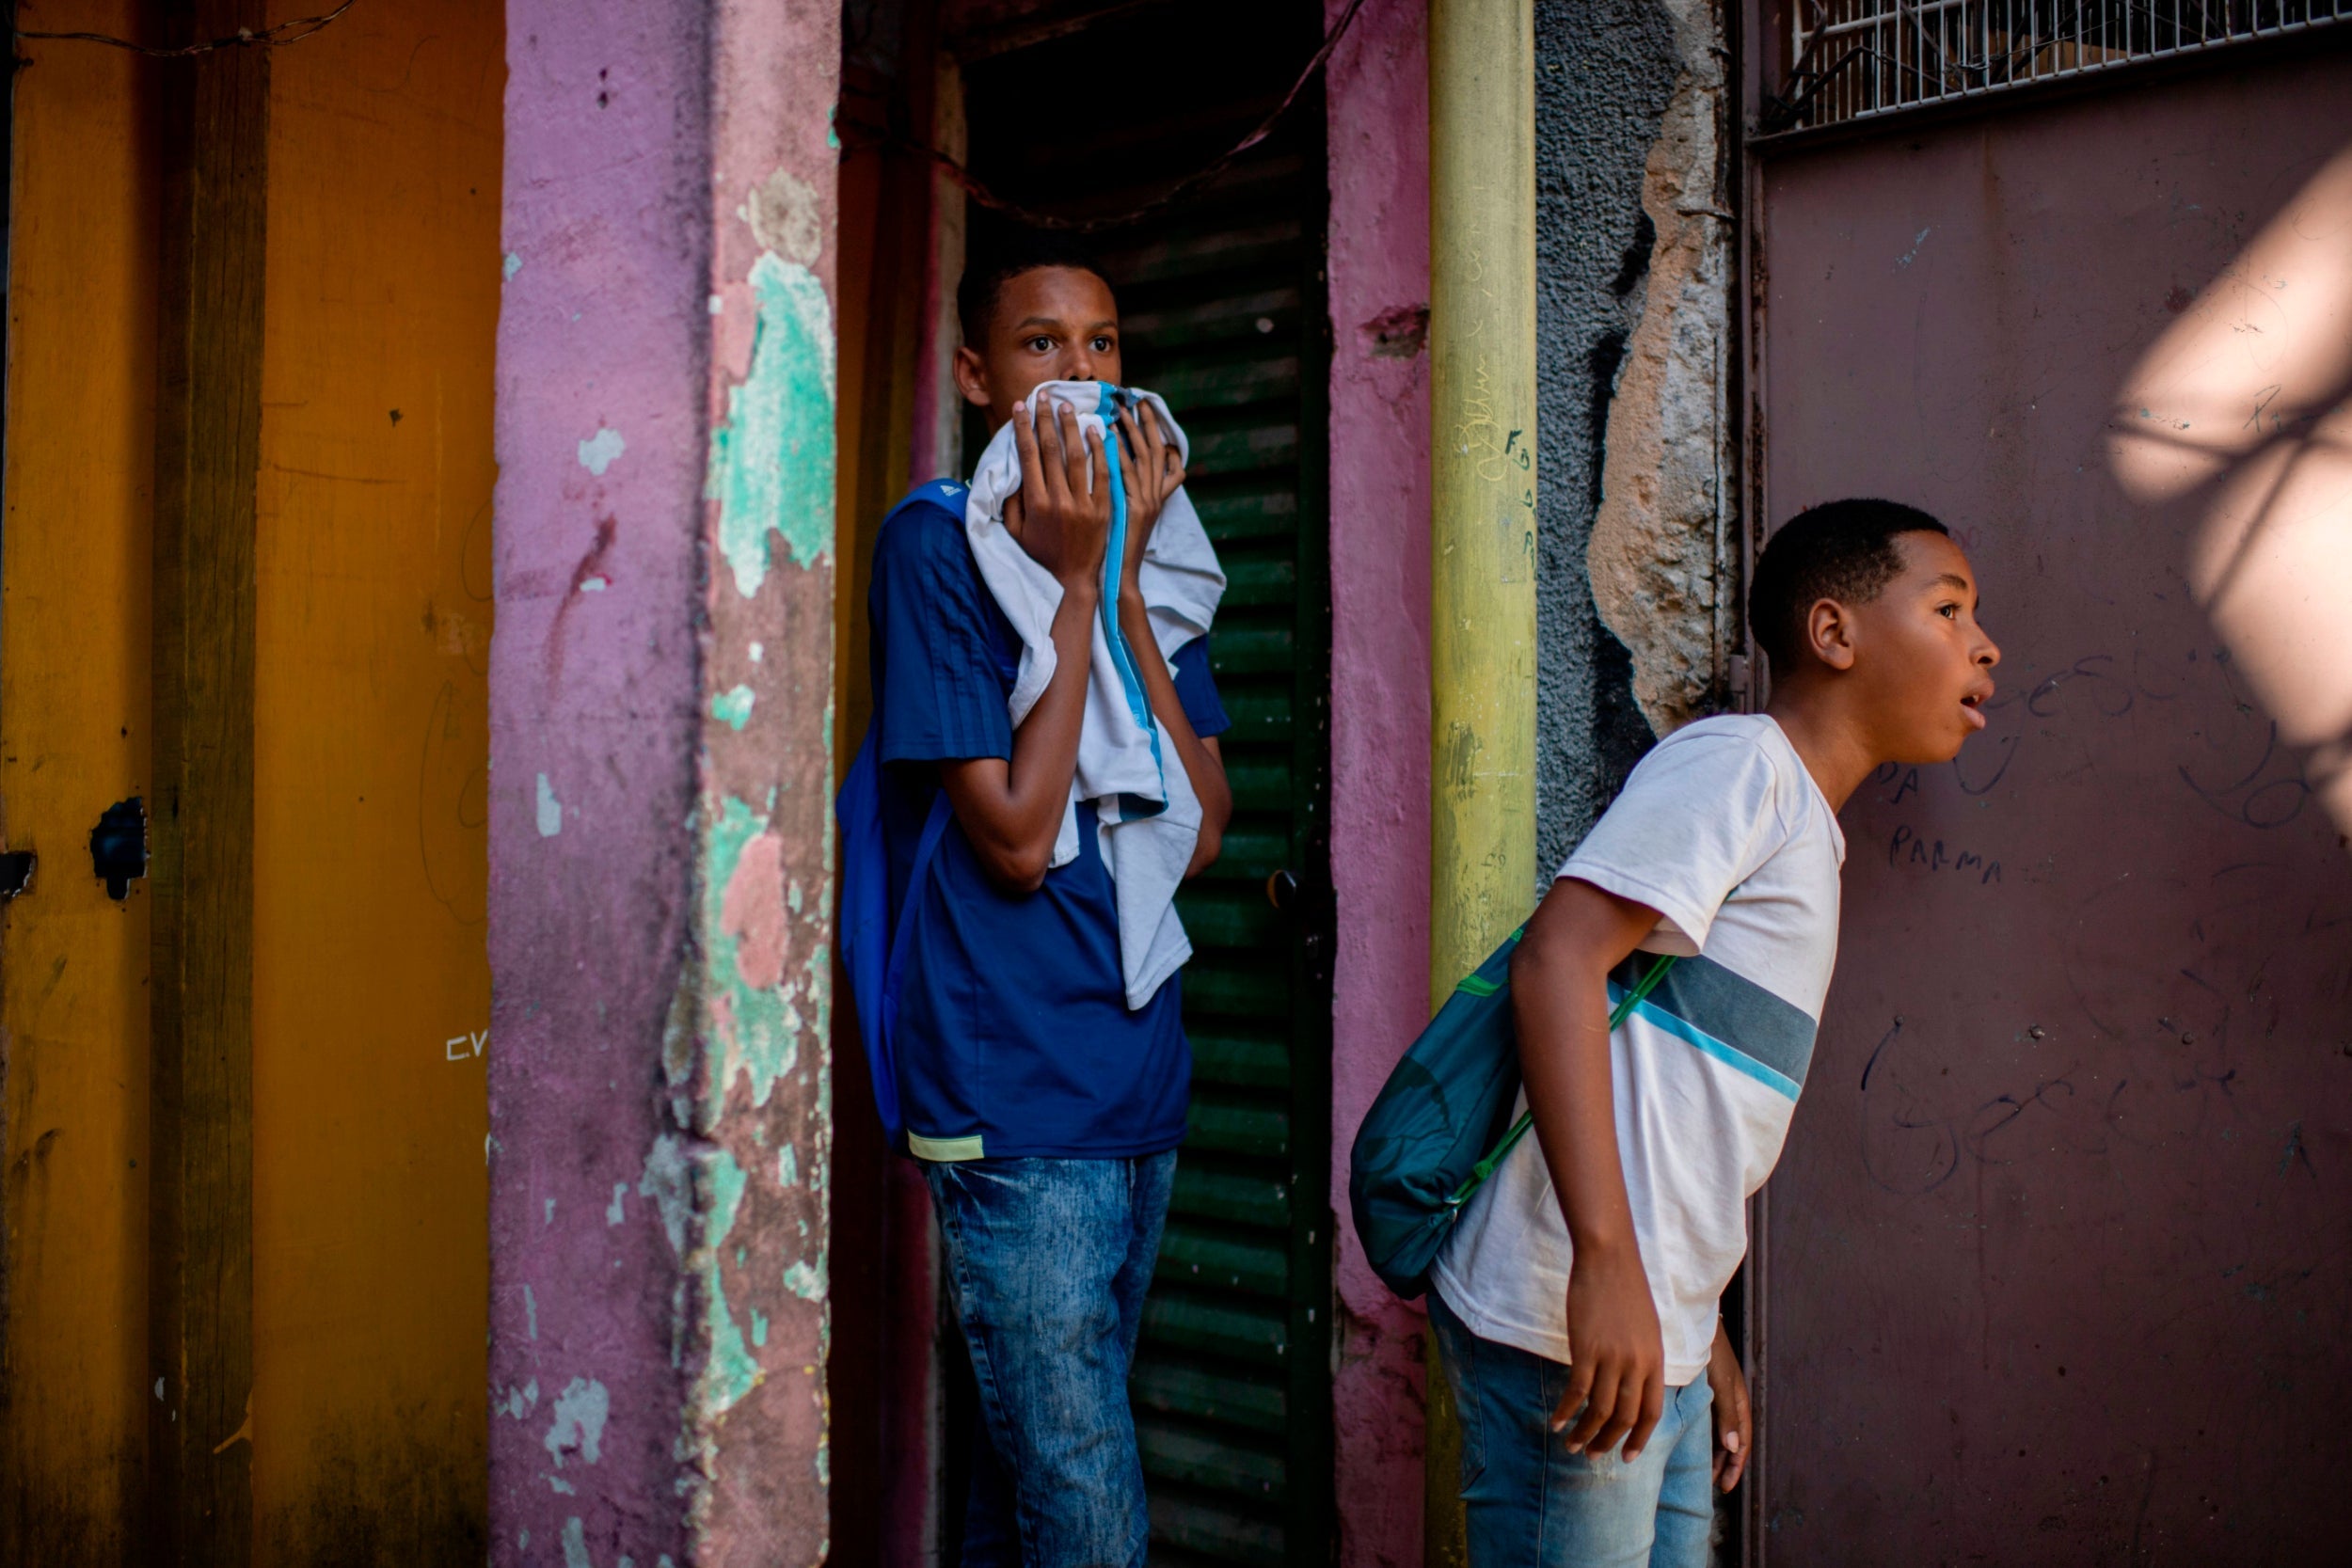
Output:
(836, 729), (959, 1148)
(834, 729), (897, 1137)
(877, 787), (955, 1084)
(834, 476), (967, 1146)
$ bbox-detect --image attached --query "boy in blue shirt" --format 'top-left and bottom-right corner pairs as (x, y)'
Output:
(868, 232), (1231, 1567)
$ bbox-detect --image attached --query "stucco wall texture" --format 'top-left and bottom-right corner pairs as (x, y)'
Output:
(1586, 0), (1739, 735)
(1532, 0), (1684, 871)
(489, 2), (841, 1563)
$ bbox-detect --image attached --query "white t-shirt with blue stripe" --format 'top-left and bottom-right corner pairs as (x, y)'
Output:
(1431, 714), (1845, 1385)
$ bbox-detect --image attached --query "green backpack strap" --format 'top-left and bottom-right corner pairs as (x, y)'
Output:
(1442, 951), (1678, 1209)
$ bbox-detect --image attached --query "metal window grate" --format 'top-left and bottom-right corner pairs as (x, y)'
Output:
(1774, 0), (2350, 129)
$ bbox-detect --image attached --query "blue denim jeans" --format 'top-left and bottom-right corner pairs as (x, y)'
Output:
(924, 1151), (1176, 1568)
(1431, 1291), (1718, 1568)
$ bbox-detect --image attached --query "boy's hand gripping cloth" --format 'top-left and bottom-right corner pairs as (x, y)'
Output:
(963, 381), (1226, 1009)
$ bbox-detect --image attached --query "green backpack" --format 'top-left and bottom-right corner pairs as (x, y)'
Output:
(1347, 935), (1677, 1299)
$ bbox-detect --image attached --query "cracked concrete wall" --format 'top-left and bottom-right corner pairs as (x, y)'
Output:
(1533, 0), (1734, 875)
(1587, 0), (1737, 737)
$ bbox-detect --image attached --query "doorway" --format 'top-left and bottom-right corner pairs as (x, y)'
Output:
(952, 4), (1337, 1561)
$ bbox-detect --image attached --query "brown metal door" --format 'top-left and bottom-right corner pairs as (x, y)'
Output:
(1751, 52), (2352, 1563)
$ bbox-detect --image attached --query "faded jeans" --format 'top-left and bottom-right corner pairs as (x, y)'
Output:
(1431, 1291), (1718, 1568)
(923, 1151), (1176, 1568)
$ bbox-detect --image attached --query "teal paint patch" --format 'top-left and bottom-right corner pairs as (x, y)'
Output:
(711, 684), (756, 731)
(785, 1259), (824, 1300)
(544, 1377), (609, 1466)
(751, 1308), (770, 1347)
(700, 795), (802, 1121)
(706, 252), (836, 598)
(563, 1516), (592, 1568)
(696, 1148), (761, 1416)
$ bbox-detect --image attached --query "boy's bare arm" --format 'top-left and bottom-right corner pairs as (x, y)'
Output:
(1508, 876), (1668, 1459)
(941, 403), (1107, 893)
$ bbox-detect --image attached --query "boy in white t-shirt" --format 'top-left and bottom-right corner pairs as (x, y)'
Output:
(1428, 499), (2002, 1566)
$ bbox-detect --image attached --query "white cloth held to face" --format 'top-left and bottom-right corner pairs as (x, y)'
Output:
(961, 380), (1227, 1009)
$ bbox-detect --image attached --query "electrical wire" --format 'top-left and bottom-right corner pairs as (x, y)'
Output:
(14, 0), (359, 59)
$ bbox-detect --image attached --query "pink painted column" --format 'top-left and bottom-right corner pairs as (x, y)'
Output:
(489, 1), (841, 1562)
(1326, 3), (1435, 1565)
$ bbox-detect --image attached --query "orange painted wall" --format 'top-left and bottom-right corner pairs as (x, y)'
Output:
(0, 8), (157, 1558)
(249, 1), (502, 1557)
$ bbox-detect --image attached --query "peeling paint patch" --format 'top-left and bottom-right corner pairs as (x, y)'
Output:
(660, 986), (698, 1130)
(578, 426), (627, 476)
(524, 1284), (538, 1340)
(711, 684), (756, 731)
(704, 796), (803, 1117)
(606, 1181), (627, 1225)
(499, 1378), (540, 1419)
(563, 1516), (593, 1568)
(785, 1259), (824, 1300)
(548, 1474), (576, 1496)
(580, 575), (608, 594)
(503, 251), (524, 280)
(706, 252), (836, 597)
(639, 1134), (692, 1255)
(536, 773), (564, 837)
(742, 166), (824, 266)
(545, 1376), (610, 1466)
(748, 641), (764, 663)
(752, 1307), (770, 1347)
(777, 1143), (798, 1188)
(695, 1148), (761, 1415)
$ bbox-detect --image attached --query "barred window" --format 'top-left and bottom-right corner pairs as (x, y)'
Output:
(1771, 0), (2349, 129)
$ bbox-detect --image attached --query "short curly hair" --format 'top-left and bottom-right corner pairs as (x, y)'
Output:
(956, 229), (1116, 347)
(1749, 499), (1950, 674)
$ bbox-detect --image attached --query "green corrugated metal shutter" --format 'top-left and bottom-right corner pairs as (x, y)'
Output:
(1102, 141), (1332, 1568)
(962, 9), (1332, 1561)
